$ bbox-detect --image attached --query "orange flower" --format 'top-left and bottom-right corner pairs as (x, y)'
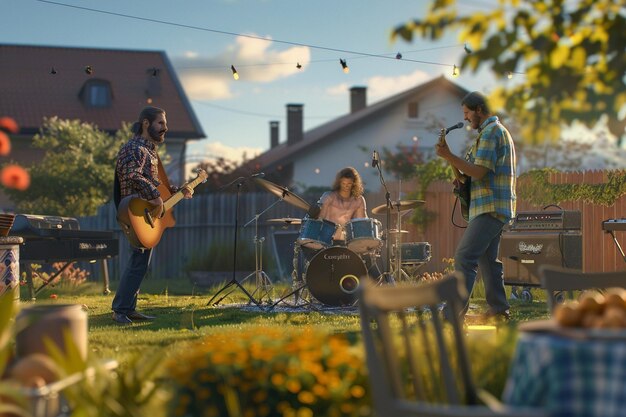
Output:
(0, 131), (11, 156)
(0, 117), (19, 134)
(1, 164), (30, 190)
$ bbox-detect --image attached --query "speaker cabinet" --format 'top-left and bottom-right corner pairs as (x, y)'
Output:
(501, 231), (582, 286)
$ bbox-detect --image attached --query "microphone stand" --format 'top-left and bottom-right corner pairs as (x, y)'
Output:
(207, 175), (263, 308)
(374, 159), (395, 285)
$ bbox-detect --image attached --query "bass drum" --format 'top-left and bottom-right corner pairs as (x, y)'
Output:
(305, 247), (367, 307)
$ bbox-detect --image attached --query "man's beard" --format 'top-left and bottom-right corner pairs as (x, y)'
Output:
(148, 125), (166, 143)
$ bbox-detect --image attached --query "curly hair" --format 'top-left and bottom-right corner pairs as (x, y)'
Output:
(331, 167), (364, 197)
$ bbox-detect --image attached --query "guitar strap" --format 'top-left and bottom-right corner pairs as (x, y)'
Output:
(156, 154), (173, 200)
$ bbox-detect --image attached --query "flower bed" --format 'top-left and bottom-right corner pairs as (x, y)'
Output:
(165, 325), (371, 417)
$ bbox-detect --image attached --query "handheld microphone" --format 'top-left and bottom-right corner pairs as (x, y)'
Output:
(445, 122), (464, 134)
(371, 151), (379, 168)
(250, 172), (265, 178)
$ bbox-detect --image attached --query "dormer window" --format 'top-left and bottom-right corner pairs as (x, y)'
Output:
(80, 79), (112, 108)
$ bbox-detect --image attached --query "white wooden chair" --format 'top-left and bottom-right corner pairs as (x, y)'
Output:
(539, 265), (626, 312)
(358, 272), (546, 417)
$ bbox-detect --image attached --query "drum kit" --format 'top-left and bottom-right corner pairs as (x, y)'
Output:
(249, 177), (432, 310)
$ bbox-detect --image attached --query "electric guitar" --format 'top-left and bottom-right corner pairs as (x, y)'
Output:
(438, 128), (470, 221)
(117, 169), (208, 249)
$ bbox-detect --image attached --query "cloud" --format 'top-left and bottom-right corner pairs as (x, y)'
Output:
(324, 70), (431, 103)
(366, 70), (431, 101)
(187, 140), (262, 164)
(326, 83), (349, 97)
(173, 35), (310, 100)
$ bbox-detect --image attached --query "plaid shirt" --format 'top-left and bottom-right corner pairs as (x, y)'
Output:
(116, 135), (161, 201)
(466, 116), (516, 222)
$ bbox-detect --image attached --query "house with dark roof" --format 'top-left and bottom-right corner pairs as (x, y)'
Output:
(250, 76), (470, 191)
(0, 43), (205, 208)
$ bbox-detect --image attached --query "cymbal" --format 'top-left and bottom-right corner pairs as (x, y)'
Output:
(267, 218), (302, 225)
(254, 178), (310, 211)
(371, 200), (425, 215)
(387, 229), (409, 234)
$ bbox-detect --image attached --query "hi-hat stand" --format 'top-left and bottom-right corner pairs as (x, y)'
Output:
(239, 199), (284, 304)
(373, 155), (396, 286)
(207, 174), (264, 308)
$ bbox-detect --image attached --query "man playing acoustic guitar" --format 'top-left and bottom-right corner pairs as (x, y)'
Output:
(112, 106), (193, 325)
(436, 92), (516, 321)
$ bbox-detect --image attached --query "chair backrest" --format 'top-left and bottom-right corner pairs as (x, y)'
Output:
(539, 265), (626, 311)
(359, 272), (482, 415)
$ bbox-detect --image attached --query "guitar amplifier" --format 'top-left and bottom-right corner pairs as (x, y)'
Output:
(501, 230), (582, 286)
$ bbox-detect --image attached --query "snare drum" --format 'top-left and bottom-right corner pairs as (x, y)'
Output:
(345, 218), (383, 254)
(400, 242), (431, 266)
(297, 219), (337, 250)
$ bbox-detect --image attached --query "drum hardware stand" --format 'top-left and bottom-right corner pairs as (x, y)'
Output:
(266, 246), (320, 311)
(238, 199), (286, 304)
(207, 174), (264, 308)
(373, 153), (397, 285)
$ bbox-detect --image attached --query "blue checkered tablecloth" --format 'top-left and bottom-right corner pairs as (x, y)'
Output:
(503, 332), (626, 417)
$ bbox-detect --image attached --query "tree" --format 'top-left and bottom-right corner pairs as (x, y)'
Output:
(392, 0), (626, 146)
(6, 117), (128, 216)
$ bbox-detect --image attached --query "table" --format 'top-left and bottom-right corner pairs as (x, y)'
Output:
(503, 330), (626, 417)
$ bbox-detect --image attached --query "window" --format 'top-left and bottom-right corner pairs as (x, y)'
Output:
(407, 102), (419, 119)
(80, 80), (112, 108)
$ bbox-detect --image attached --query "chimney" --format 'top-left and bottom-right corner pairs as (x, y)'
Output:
(350, 86), (367, 113)
(270, 121), (279, 148)
(286, 104), (303, 145)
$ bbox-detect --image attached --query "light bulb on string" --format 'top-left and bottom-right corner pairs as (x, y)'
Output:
(84, 65), (93, 75)
(339, 58), (349, 74)
(296, 62), (302, 69)
(395, 52), (402, 59)
(230, 65), (239, 80)
(452, 65), (459, 77)
(150, 67), (159, 77)
(506, 71), (513, 79)
(50, 67), (57, 75)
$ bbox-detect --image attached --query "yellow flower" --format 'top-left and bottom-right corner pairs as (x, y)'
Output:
(297, 390), (315, 404)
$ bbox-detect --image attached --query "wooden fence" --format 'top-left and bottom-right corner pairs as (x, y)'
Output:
(79, 170), (626, 284)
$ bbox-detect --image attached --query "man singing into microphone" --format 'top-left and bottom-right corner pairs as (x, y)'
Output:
(436, 91), (517, 322)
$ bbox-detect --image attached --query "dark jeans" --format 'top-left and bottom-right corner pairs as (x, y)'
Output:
(112, 247), (152, 314)
(455, 213), (509, 317)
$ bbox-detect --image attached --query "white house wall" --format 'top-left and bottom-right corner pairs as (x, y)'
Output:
(292, 88), (468, 190)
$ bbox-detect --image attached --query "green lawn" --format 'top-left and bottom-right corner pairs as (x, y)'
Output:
(10, 277), (551, 417)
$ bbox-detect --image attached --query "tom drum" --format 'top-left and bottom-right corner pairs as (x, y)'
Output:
(400, 242), (432, 266)
(297, 219), (337, 250)
(345, 218), (383, 254)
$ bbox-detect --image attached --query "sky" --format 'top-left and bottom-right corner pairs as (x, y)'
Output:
(7, 0), (605, 172)
(2, 0), (507, 165)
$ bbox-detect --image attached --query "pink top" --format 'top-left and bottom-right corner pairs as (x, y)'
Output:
(318, 191), (367, 240)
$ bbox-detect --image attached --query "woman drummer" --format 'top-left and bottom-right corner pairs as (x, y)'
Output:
(317, 166), (367, 244)
(291, 167), (372, 303)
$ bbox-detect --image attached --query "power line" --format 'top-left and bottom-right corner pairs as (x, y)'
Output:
(34, 0), (459, 69)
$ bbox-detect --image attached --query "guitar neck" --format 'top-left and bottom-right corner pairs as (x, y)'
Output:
(438, 130), (467, 183)
(163, 175), (204, 211)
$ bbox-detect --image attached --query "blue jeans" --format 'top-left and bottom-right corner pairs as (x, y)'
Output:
(112, 247), (152, 314)
(455, 213), (509, 317)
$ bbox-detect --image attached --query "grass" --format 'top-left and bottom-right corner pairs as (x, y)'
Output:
(22, 276), (551, 363)
(13, 276), (552, 417)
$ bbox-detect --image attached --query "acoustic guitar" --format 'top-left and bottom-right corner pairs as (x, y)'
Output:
(117, 169), (208, 249)
(438, 128), (470, 221)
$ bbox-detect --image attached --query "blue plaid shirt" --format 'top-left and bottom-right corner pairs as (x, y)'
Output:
(115, 135), (161, 201)
(466, 116), (516, 222)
